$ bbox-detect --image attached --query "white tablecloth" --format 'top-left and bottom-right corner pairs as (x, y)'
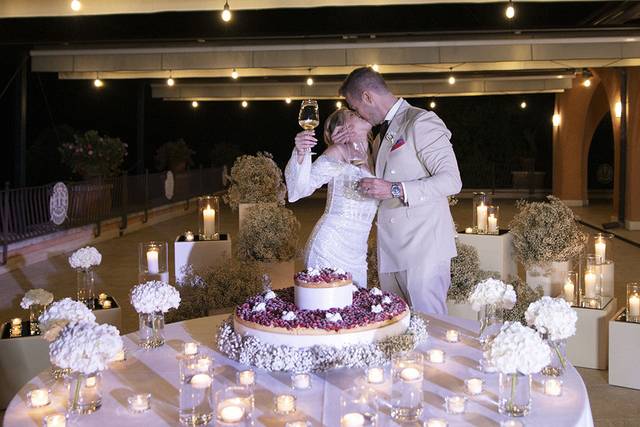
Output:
(4, 313), (594, 427)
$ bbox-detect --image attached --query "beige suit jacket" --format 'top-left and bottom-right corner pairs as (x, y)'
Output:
(373, 99), (462, 273)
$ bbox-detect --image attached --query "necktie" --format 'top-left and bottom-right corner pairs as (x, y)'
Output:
(378, 120), (390, 142)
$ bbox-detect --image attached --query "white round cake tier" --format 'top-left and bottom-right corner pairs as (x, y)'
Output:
(294, 282), (355, 311)
(233, 311), (411, 349)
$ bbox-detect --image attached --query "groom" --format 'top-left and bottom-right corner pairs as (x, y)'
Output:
(338, 67), (462, 315)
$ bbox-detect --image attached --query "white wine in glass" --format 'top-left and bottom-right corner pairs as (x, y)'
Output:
(298, 99), (319, 154)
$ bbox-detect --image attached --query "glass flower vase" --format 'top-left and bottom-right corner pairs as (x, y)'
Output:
(138, 311), (165, 349)
(76, 268), (95, 310)
(29, 303), (46, 335)
(542, 338), (567, 377)
(68, 372), (102, 415)
(498, 372), (532, 417)
(478, 303), (503, 347)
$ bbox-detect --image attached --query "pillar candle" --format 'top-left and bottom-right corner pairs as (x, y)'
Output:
(146, 249), (159, 274)
(203, 206), (216, 236)
(601, 262), (615, 297)
(563, 278), (575, 302)
(584, 271), (597, 298)
(340, 412), (365, 427)
(487, 214), (498, 233)
(476, 203), (488, 233)
(595, 239), (606, 261)
(629, 294), (640, 317)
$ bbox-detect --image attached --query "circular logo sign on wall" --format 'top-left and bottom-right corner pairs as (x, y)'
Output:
(49, 182), (69, 225)
(165, 171), (175, 200)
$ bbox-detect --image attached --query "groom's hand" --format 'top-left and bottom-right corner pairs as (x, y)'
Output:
(359, 178), (400, 200)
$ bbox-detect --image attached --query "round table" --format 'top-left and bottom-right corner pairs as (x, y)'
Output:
(4, 313), (594, 426)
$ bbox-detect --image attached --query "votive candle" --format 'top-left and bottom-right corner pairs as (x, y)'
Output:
(426, 419), (448, 427)
(101, 300), (112, 309)
(11, 318), (21, 327)
(366, 367), (384, 384)
(274, 394), (296, 414)
(85, 376), (97, 388)
(340, 412), (365, 427)
(111, 350), (126, 362)
(185, 231), (195, 242)
(28, 389), (50, 407)
(465, 378), (483, 395)
(445, 329), (460, 343)
(98, 293), (108, 301)
(544, 379), (563, 396)
(445, 395), (467, 415)
(428, 349), (445, 363)
(183, 342), (198, 356)
(291, 373), (311, 390)
(237, 370), (255, 386)
(464, 227), (473, 234)
(500, 421), (524, 427)
(191, 373), (212, 389)
(42, 414), (66, 427)
(196, 357), (212, 372)
(218, 402), (245, 423)
(128, 393), (151, 413)
(400, 367), (422, 382)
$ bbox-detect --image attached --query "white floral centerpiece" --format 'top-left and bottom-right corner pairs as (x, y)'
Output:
(130, 281), (180, 349)
(525, 296), (577, 376)
(486, 321), (551, 417)
(20, 289), (54, 309)
(469, 278), (517, 311)
(38, 298), (97, 342)
(69, 246), (102, 310)
(49, 321), (123, 415)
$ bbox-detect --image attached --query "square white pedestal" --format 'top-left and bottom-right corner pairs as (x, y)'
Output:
(566, 297), (617, 370)
(456, 231), (517, 280)
(446, 300), (478, 322)
(174, 234), (232, 282)
(93, 295), (122, 331)
(608, 308), (640, 389)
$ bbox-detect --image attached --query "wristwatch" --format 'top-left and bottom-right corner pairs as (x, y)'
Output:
(390, 182), (402, 199)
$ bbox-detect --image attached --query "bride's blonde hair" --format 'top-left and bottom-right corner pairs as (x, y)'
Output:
(323, 108), (350, 146)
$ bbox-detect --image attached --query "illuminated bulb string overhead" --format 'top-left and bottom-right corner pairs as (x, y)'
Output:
(429, 100), (436, 109)
(285, 98), (292, 104)
(520, 101), (527, 109)
(505, 1), (515, 19)
(221, 1), (232, 22)
(231, 69), (239, 79)
(241, 100), (248, 108)
(192, 101), (199, 108)
(306, 77), (314, 86)
(70, 0), (82, 12)
(336, 101), (342, 109)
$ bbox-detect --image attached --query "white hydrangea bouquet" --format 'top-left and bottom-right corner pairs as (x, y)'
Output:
(68, 246), (102, 270)
(38, 298), (97, 342)
(469, 278), (517, 311)
(486, 322), (551, 375)
(130, 280), (181, 314)
(525, 296), (577, 375)
(20, 289), (54, 309)
(49, 321), (123, 374)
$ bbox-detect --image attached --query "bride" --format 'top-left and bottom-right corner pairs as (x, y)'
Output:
(285, 109), (377, 288)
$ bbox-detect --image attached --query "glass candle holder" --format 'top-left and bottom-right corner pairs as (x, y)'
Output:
(563, 271), (578, 304)
(128, 393), (151, 413)
(427, 349), (445, 364)
(473, 192), (492, 234)
(339, 386), (378, 426)
(198, 196), (220, 241)
(627, 283), (640, 323)
(444, 395), (467, 415)
(500, 421), (524, 427)
(285, 421), (311, 427)
(274, 394), (296, 415)
(98, 293), (108, 301)
(593, 233), (614, 263)
(138, 241), (169, 282)
(101, 300), (112, 309)
(425, 419), (448, 427)
(185, 230), (195, 242)
(68, 372), (102, 414)
(465, 378), (484, 395)
(237, 369), (255, 387)
(215, 386), (254, 425)
(42, 414), (67, 427)
(487, 205), (500, 234)
(366, 367), (384, 384)
(583, 254), (602, 305)
(291, 372), (312, 390)
(391, 351), (423, 422)
(27, 388), (50, 408)
(183, 342), (199, 356)
(543, 378), (563, 396)
(179, 356), (214, 426)
(76, 267), (96, 310)
(445, 329), (460, 343)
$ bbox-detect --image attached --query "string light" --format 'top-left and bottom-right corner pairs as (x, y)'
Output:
(448, 75), (456, 85)
(520, 101), (527, 109)
(221, 1), (232, 22)
(192, 101), (199, 108)
(93, 79), (103, 88)
(306, 77), (314, 86)
(583, 79), (591, 87)
(167, 77), (175, 87)
(336, 101), (342, 109)
(505, 1), (515, 19)
(429, 100), (436, 109)
(70, 0), (82, 12)
(285, 98), (292, 104)
(231, 68), (239, 79)
(615, 101), (622, 118)
(552, 113), (561, 127)
(241, 100), (248, 108)
(371, 64), (380, 72)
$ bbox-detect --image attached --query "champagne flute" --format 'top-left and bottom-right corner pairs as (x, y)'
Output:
(298, 99), (319, 155)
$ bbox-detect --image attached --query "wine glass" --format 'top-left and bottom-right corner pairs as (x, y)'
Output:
(298, 99), (319, 154)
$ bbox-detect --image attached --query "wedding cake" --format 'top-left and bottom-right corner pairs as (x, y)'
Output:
(232, 267), (411, 348)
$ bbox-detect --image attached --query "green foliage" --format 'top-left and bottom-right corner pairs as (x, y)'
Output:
(59, 130), (127, 178)
(154, 139), (195, 172)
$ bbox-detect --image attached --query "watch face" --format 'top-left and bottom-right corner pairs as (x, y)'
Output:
(391, 184), (401, 198)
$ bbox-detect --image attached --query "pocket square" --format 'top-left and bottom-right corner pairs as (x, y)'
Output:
(390, 138), (406, 152)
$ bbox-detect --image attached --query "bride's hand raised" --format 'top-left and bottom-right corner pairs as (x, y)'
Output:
(294, 130), (317, 155)
(331, 125), (350, 145)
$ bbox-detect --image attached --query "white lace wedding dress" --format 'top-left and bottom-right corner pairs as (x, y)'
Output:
(285, 152), (379, 287)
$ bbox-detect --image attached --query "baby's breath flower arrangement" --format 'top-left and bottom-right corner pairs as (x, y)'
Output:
(448, 241), (481, 303)
(504, 276), (544, 324)
(236, 205), (300, 263)
(167, 262), (263, 323)
(509, 196), (587, 268)
(224, 152), (287, 210)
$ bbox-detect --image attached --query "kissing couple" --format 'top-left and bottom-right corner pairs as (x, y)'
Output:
(285, 67), (462, 315)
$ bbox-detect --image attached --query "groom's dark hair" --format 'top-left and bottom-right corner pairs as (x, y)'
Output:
(339, 67), (390, 99)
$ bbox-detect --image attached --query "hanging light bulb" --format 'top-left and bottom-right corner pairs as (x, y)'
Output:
(167, 77), (175, 87)
(520, 101), (527, 109)
(70, 0), (82, 12)
(93, 78), (103, 88)
(552, 113), (561, 127)
(306, 77), (314, 86)
(231, 68), (239, 79)
(336, 101), (342, 109)
(583, 79), (591, 87)
(221, 1), (232, 22)
(285, 98), (292, 104)
(505, 1), (515, 19)
(615, 101), (622, 118)
(241, 100), (248, 108)
(192, 101), (199, 108)
(429, 100), (436, 109)
(448, 75), (456, 85)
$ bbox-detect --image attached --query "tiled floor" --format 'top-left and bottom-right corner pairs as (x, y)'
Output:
(1, 195), (639, 426)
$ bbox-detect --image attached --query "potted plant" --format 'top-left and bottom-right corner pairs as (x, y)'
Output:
(235, 205), (299, 288)
(224, 152), (286, 227)
(509, 196), (587, 296)
(154, 139), (194, 174)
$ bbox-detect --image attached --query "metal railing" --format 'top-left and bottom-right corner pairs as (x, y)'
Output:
(0, 167), (224, 264)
